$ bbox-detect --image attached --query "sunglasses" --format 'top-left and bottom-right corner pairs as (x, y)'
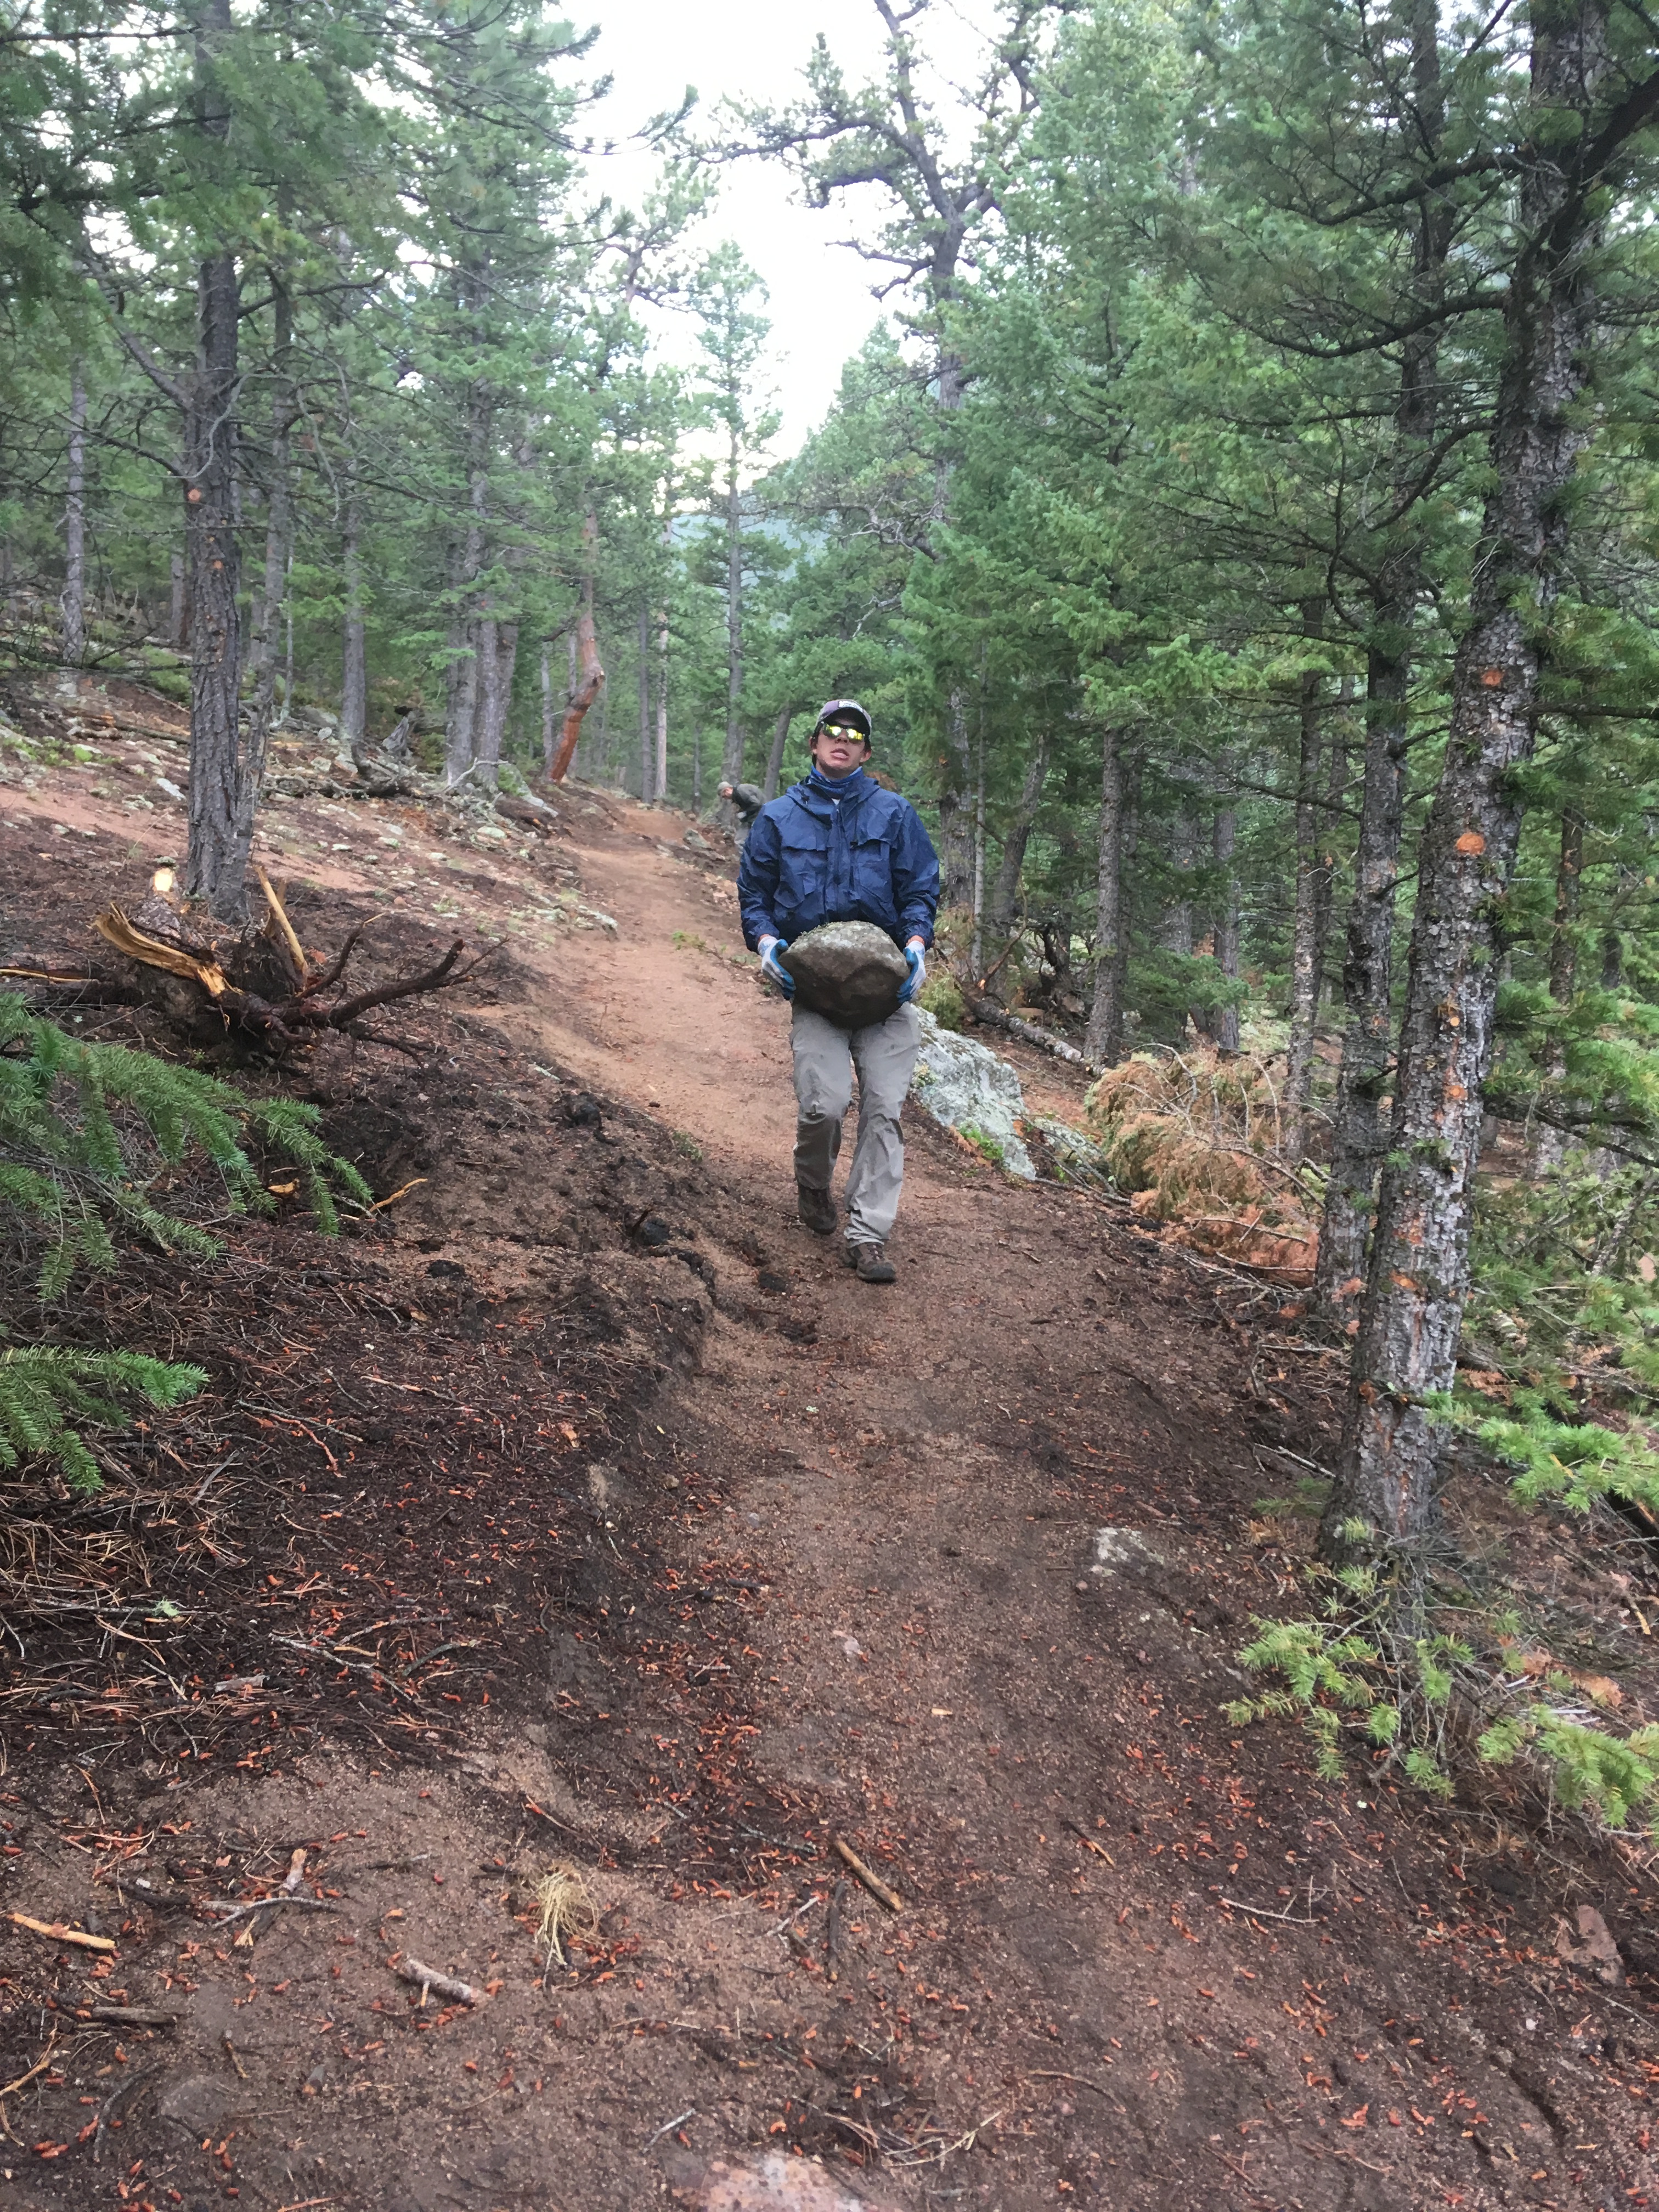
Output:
(817, 724), (866, 740)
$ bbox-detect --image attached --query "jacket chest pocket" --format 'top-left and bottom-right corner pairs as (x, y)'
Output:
(777, 825), (828, 921)
(852, 828), (896, 911)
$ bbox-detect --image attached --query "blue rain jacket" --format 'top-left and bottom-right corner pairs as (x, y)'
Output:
(738, 769), (940, 953)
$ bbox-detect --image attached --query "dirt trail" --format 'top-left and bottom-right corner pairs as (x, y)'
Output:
(0, 736), (1655, 2212)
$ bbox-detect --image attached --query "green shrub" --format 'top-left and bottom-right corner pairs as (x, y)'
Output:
(0, 1346), (207, 1495)
(961, 1123), (1005, 1165)
(917, 976), (965, 1030)
(1227, 1551), (1659, 1832)
(1, 996), (370, 1289)
(1, 1001), (370, 1488)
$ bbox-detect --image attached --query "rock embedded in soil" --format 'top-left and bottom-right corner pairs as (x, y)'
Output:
(909, 1009), (1036, 1178)
(780, 920), (907, 1029)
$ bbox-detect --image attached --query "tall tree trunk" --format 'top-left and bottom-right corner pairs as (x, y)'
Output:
(1162, 787), (1197, 967)
(986, 732), (1051, 956)
(340, 492), (367, 748)
(654, 606), (669, 802)
(245, 282), (294, 753)
(181, 240), (247, 916)
(1314, 634), (1414, 1318)
(445, 390), (489, 783)
(1283, 602), (1326, 1163)
(540, 642), (556, 778)
(637, 599), (653, 802)
(1311, 686), (1351, 1010)
(1530, 800), (1584, 1175)
(970, 713), (987, 974)
(179, 0), (251, 917)
(930, 342), (974, 907)
(549, 513), (603, 782)
(279, 545), (293, 725)
(1084, 725), (1127, 1066)
(762, 706), (791, 800)
(720, 425), (744, 803)
(61, 359), (86, 669)
(1315, 0), (1451, 1319)
(936, 692), (976, 910)
(1327, 0), (1620, 1563)
(476, 620), (516, 785)
(1212, 797), (1240, 1053)
(169, 548), (187, 651)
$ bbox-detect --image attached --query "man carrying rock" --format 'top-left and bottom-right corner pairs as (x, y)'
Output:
(738, 700), (940, 1284)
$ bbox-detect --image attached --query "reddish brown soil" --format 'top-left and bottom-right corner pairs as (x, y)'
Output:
(0, 688), (1656, 2212)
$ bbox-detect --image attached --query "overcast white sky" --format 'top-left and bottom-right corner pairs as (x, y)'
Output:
(577, 0), (996, 457)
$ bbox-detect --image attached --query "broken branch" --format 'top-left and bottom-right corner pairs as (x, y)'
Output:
(253, 865), (307, 981)
(392, 1955), (478, 2006)
(831, 1836), (902, 1914)
(9, 1911), (115, 1953)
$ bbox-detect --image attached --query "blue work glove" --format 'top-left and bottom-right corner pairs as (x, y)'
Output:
(899, 938), (927, 1004)
(758, 936), (795, 999)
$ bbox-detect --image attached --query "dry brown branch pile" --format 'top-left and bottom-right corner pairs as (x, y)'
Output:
(1086, 1048), (1319, 1282)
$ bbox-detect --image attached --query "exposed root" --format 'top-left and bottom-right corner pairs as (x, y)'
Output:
(532, 1862), (598, 1967)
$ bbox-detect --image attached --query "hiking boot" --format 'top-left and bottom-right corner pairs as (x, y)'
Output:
(797, 1182), (838, 1237)
(846, 1240), (897, 1284)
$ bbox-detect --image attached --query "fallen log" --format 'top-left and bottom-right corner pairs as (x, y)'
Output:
(959, 980), (1094, 1069)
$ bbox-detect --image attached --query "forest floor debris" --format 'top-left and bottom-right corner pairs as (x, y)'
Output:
(0, 672), (1656, 2209)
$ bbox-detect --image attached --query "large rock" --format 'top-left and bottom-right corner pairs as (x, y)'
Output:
(909, 1010), (1036, 1178)
(781, 920), (908, 1029)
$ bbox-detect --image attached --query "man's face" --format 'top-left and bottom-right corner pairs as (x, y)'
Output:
(812, 723), (870, 778)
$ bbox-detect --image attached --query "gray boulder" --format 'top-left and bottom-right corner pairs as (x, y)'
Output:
(781, 920), (908, 1029)
(909, 1010), (1036, 1178)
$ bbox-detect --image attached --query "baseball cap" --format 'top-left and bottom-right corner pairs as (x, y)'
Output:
(814, 698), (872, 739)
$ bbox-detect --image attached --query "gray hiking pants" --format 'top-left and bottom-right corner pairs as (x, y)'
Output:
(791, 1001), (921, 1249)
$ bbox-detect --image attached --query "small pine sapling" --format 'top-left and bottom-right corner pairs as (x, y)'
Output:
(1, 1003), (371, 1488)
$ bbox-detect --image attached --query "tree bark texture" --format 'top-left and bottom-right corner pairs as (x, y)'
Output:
(1330, 0), (1624, 1558)
(61, 359), (86, 668)
(540, 642), (556, 777)
(1311, 689), (1351, 1012)
(245, 283), (294, 755)
(1283, 602), (1326, 1164)
(1314, 635), (1414, 1317)
(637, 598), (653, 802)
(1084, 725), (1127, 1066)
(985, 731), (1051, 957)
(720, 426), (744, 800)
(476, 621), (516, 783)
(970, 713), (987, 974)
(444, 388), (489, 783)
(181, 241), (247, 918)
(1530, 801), (1584, 1175)
(340, 493), (367, 747)
(179, 0), (253, 919)
(1314, 0), (1451, 1317)
(1212, 798), (1240, 1053)
(1161, 787), (1197, 962)
(654, 606), (669, 802)
(763, 706), (791, 800)
(549, 513), (603, 783)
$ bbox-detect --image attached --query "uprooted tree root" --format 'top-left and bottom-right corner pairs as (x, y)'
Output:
(83, 867), (486, 1057)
